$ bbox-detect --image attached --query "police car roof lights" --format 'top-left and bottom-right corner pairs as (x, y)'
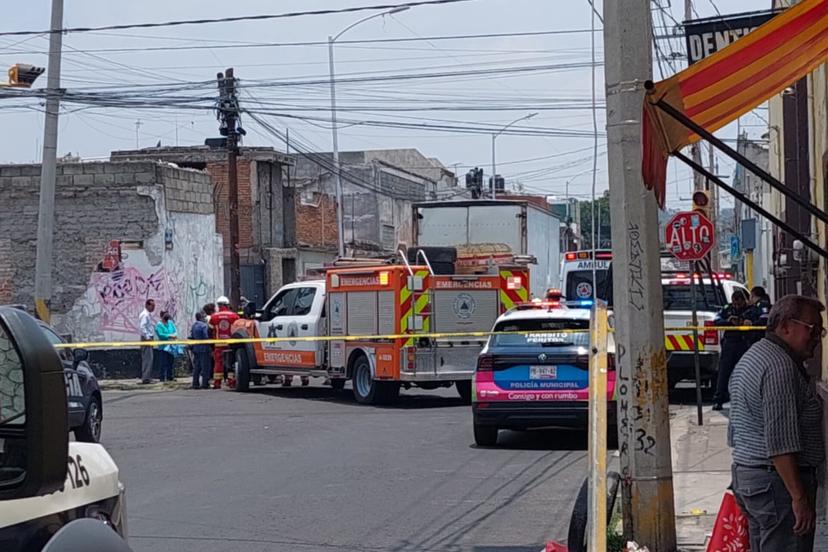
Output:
(513, 300), (566, 311)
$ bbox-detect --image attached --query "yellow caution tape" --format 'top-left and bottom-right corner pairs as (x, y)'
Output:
(53, 328), (588, 349)
(51, 326), (763, 350)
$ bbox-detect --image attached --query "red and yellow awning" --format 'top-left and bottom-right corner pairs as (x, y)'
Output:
(642, 0), (828, 207)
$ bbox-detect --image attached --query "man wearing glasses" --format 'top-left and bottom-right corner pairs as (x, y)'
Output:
(729, 295), (825, 551)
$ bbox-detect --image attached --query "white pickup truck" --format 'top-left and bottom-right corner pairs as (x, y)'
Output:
(661, 274), (750, 388)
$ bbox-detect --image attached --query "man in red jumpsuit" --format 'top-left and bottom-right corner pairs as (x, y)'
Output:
(210, 296), (239, 389)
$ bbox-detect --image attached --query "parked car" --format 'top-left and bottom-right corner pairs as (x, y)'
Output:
(37, 321), (103, 443)
(471, 302), (616, 447)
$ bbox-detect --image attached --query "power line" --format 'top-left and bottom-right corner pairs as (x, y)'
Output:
(0, 0), (477, 37)
(0, 28), (603, 56)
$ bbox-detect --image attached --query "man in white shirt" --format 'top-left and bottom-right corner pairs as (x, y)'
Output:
(138, 299), (156, 383)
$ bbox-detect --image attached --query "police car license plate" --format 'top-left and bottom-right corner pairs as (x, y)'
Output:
(529, 366), (557, 380)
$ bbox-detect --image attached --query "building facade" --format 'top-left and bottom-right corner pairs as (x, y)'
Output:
(290, 149), (446, 258)
(0, 160), (224, 375)
(765, 1), (828, 515)
(112, 146), (294, 305)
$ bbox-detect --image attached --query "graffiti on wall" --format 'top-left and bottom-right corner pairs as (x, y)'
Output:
(91, 267), (177, 334)
(57, 210), (223, 343)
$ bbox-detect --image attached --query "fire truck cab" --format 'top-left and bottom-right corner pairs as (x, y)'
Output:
(230, 257), (529, 405)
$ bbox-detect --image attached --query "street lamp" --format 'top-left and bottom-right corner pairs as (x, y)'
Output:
(491, 112), (537, 199)
(329, 6), (410, 257)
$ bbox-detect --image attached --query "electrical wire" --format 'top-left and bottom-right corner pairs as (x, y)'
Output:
(0, 29), (602, 57)
(0, 0), (478, 37)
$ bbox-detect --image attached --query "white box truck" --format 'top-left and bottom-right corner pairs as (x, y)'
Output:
(412, 200), (561, 298)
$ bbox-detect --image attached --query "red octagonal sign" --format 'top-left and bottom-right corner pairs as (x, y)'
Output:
(665, 211), (714, 261)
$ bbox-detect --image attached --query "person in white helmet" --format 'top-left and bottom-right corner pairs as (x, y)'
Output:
(210, 296), (239, 389)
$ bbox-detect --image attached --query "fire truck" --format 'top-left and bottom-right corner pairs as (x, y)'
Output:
(228, 253), (529, 404)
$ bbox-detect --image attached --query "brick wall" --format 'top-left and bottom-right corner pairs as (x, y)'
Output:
(295, 189), (339, 249)
(207, 159), (254, 259)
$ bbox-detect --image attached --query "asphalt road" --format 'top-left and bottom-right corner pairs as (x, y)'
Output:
(101, 383), (589, 552)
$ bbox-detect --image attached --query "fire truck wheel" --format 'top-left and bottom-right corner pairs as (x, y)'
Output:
(234, 348), (251, 392)
(352, 356), (378, 404)
(455, 381), (472, 403)
(473, 424), (498, 447)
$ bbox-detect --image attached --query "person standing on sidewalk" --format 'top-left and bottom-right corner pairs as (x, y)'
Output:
(155, 310), (180, 382)
(729, 294), (825, 551)
(712, 289), (755, 410)
(748, 286), (772, 344)
(203, 302), (217, 385)
(138, 299), (156, 384)
(190, 311), (211, 389)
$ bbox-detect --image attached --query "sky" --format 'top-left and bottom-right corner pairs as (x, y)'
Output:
(0, 0), (766, 209)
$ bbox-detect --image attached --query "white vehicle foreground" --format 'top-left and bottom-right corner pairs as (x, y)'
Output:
(0, 442), (126, 549)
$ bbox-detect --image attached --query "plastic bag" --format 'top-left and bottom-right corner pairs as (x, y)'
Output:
(707, 490), (750, 551)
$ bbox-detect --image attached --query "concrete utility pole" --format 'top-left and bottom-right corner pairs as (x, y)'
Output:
(603, 0), (677, 549)
(33, 0), (64, 323)
(707, 143), (720, 270)
(217, 68), (242, 307)
(685, 0), (706, 197)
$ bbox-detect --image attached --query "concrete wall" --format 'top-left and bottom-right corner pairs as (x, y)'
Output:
(0, 161), (223, 347)
(292, 154), (426, 255)
(263, 247), (334, 296)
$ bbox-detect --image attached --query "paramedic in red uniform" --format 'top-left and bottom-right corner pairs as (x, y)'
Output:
(211, 296), (239, 389)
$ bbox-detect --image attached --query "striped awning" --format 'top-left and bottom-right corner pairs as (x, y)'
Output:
(642, 0), (828, 207)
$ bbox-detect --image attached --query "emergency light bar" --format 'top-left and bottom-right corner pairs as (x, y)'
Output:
(669, 272), (732, 281)
(513, 301), (564, 311)
(564, 251), (613, 261)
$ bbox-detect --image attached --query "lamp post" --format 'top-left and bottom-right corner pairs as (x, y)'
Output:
(329, 6), (410, 257)
(491, 112), (537, 199)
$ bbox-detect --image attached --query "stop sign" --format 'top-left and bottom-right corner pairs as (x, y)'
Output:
(665, 211), (714, 261)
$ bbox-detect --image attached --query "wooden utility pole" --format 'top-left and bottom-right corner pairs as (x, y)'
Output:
(217, 68), (242, 306)
(603, 1), (677, 549)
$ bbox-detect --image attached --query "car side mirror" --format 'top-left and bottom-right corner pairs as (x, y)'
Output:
(0, 306), (69, 501)
(72, 348), (89, 364)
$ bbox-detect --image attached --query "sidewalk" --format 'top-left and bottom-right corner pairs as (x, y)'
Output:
(671, 405), (828, 551)
(671, 406), (732, 550)
(98, 377), (192, 391)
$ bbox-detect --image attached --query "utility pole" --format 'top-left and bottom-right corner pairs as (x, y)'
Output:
(328, 36), (346, 258)
(707, 143), (720, 270)
(490, 134), (497, 199)
(33, 0), (64, 323)
(135, 120), (142, 149)
(217, 68), (242, 307)
(603, 0), (677, 549)
(685, 0), (706, 197)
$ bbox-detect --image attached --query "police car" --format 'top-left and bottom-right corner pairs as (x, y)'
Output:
(0, 306), (128, 551)
(471, 300), (616, 447)
(38, 322), (103, 443)
(7, 306), (103, 443)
